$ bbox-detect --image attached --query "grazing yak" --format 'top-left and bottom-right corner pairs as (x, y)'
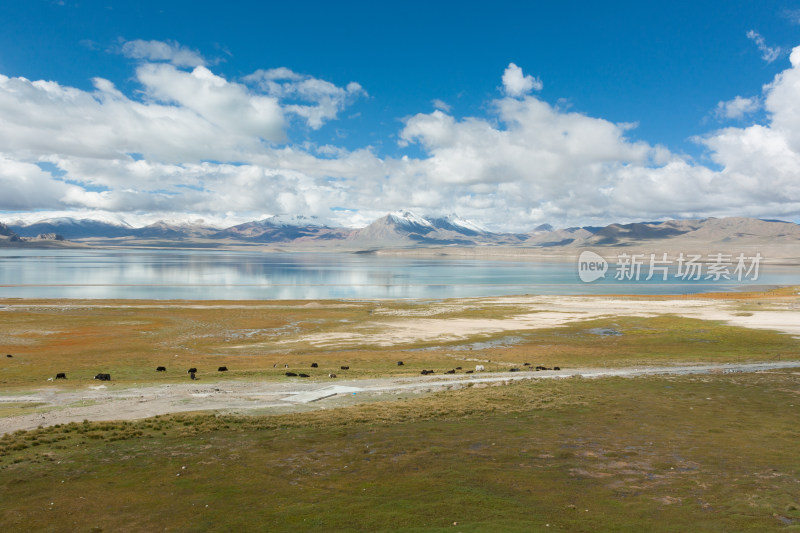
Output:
(298, 373), (310, 378)
(396, 361), (404, 366)
(189, 371), (197, 380)
(6, 354), (12, 358)
(187, 367), (197, 374)
(445, 369), (455, 374)
(311, 363), (318, 368)
(94, 373), (111, 381)
(156, 366), (166, 372)
(328, 373), (337, 378)
(285, 372), (298, 377)
(218, 366), (228, 372)
(420, 369), (435, 375)
(509, 368), (520, 372)
(340, 366), (350, 370)
(475, 365), (485, 372)
(554, 366), (561, 371)
(55, 372), (66, 379)
(465, 370), (474, 374)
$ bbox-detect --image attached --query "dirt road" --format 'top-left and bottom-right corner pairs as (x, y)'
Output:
(2, 360), (798, 435)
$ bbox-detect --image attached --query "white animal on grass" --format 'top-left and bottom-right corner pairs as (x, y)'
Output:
(475, 365), (485, 372)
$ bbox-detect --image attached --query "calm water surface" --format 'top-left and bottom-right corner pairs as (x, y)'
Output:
(0, 249), (797, 299)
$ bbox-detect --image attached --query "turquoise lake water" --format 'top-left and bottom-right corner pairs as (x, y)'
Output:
(0, 249), (797, 299)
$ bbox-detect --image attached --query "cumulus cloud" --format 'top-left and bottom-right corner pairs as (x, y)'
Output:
(244, 68), (366, 129)
(692, 47), (800, 217)
(0, 65), (286, 166)
(121, 39), (208, 67)
(0, 155), (81, 210)
(396, 97), (662, 227)
(3, 43), (800, 230)
(136, 64), (286, 142)
(747, 30), (782, 63)
(394, 52), (800, 228)
(714, 95), (761, 120)
(501, 63), (542, 97)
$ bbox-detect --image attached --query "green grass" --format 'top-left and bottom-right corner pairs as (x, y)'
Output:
(1, 371), (799, 531)
(2, 296), (798, 387)
(492, 314), (799, 368)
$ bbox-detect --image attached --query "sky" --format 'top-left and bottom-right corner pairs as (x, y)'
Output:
(0, 0), (799, 231)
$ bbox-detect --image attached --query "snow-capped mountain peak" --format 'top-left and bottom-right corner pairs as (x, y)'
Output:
(261, 214), (328, 228)
(387, 210), (434, 228)
(436, 213), (488, 234)
(21, 216), (133, 229)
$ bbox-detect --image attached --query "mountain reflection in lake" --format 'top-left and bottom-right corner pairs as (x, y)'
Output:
(0, 249), (796, 300)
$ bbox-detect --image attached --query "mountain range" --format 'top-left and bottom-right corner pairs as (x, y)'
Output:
(2, 212), (800, 251)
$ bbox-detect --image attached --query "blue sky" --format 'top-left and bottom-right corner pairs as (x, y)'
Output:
(0, 0), (799, 230)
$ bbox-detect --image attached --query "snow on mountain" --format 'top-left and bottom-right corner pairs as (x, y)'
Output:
(427, 213), (488, 235)
(4, 210), (795, 250)
(351, 212), (431, 242)
(10, 217), (134, 239)
(3, 212), (134, 228)
(261, 214), (328, 228)
(351, 211), (495, 244)
(132, 220), (220, 239)
(0, 222), (18, 238)
(214, 214), (345, 242)
(386, 211), (434, 229)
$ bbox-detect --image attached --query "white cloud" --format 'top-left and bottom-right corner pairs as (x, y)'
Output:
(244, 68), (366, 129)
(251, 67), (303, 81)
(432, 99), (451, 112)
(136, 64), (286, 142)
(121, 39), (207, 68)
(746, 30), (782, 63)
(501, 63), (542, 97)
(0, 155), (80, 210)
(785, 9), (800, 25)
(394, 47), (800, 229)
(0, 65), (286, 165)
(714, 95), (761, 120)
(3, 42), (800, 231)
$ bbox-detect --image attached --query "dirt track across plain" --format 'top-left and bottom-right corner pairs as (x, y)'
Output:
(2, 360), (798, 435)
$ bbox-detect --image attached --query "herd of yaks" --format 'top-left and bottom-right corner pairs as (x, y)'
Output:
(44, 366), (231, 382)
(421, 363), (561, 376)
(7, 353), (560, 382)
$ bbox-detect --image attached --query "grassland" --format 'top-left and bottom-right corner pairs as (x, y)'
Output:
(1, 371), (799, 531)
(1, 290), (799, 531)
(1, 290), (798, 388)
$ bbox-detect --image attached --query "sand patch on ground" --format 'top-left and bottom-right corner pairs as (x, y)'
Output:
(276, 295), (800, 348)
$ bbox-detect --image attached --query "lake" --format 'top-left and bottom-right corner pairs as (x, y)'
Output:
(0, 249), (797, 300)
